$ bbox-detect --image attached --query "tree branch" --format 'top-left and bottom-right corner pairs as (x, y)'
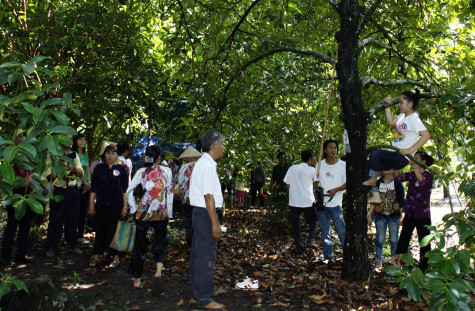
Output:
(213, 47), (335, 126)
(361, 76), (430, 91)
(224, 0), (261, 46)
(357, 0), (384, 36)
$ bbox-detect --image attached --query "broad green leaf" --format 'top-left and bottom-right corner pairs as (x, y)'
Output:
(8, 72), (21, 84)
(18, 141), (37, 157)
(405, 277), (421, 302)
(22, 63), (35, 74)
(3, 145), (17, 163)
(439, 260), (452, 277)
(401, 252), (414, 266)
(40, 98), (62, 108)
(29, 179), (44, 194)
(0, 162), (15, 185)
(30, 55), (47, 63)
(57, 135), (72, 146)
(0, 180), (13, 195)
(25, 198), (44, 214)
(63, 93), (72, 106)
(0, 281), (9, 299)
(0, 61), (21, 69)
(20, 102), (36, 114)
(49, 110), (69, 124)
(44, 135), (60, 155)
(53, 195), (64, 202)
(12, 279), (28, 292)
(29, 192), (50, 204)
(420, 234), (434, 247)
(14, 200), (27, 221)
(2, 193), (23, 206)
(49, 125), (77, 135)
(455, 249), (470, 267)
(384, 266), (407, 277)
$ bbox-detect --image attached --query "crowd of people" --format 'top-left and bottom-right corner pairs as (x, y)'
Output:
(1, 89), (435, 310)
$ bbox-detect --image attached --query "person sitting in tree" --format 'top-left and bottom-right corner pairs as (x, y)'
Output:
(363, 89), (430, 204)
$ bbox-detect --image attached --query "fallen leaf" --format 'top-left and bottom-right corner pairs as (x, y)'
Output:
(128, 306), (142, 310)
(176, 299), (184, 306)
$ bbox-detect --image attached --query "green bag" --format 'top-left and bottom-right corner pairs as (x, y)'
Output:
(110, 220), (136, 252)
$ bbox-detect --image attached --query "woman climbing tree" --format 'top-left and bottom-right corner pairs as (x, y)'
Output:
(363, 90), (430, 204)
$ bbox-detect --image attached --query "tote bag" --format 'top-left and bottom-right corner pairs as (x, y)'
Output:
(110, 220), (136, 252)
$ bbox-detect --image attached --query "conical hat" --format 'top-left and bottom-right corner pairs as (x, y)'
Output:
(178, 146), (202, 159)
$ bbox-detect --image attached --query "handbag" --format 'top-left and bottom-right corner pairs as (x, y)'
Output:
(110, 220), (136, 252)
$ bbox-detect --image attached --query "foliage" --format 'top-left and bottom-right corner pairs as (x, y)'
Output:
(385, 211), (475, 311)
(0, 57), (78, 219)
(0, 273), (28, 301)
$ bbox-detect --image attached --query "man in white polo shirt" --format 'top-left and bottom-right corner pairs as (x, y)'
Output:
(284, 150), (318, 252)
(189, 131), (225, 310)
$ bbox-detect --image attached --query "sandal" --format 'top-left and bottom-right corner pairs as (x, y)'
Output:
(201, 301), (224, 310)
(133, 278), (141, 288)
(109, 260), (120, 268)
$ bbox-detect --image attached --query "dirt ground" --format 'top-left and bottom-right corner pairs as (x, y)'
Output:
(0, 185), (466, 311)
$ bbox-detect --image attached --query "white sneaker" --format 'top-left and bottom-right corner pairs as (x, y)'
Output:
(235, 277), (259, 290)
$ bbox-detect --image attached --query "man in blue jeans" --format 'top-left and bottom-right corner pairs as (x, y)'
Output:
(316, 140), (346, 263)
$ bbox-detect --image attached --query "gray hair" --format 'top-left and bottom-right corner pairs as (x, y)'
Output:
(201, 131), (225, 152)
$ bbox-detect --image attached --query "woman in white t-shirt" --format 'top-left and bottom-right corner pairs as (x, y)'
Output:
(363, 89), (430, 204)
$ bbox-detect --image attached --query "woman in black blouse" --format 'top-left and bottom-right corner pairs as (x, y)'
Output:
(88, 145), (128, 267)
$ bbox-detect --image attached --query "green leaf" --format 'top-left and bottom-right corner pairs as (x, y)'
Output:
(12, 279), (28, 292)
(2, 193), (23, 206)
(3, 145), (17, 163)
(0, 162), (15, 185)
(53, 195), (64, 202)
(0, 281), (10, 299)
(22, 63), (35, 74)
(20, 102), (36, 114)
(29, 192), (49, 204)
(18, 141), (37, 157)
(57, 135), (72, 146)
(0, 180), (13, 195)
(44, 135), (60, 155)
(420, 234), (434, 247)
(30, 55), (47, 63)
(25, 198), (44, 214)
(63, 93), (72, 106)
(401, 252), (414, 266)
(459, 229), (475, 244)
(384, 266), (407, 277)
(439, 260), (452, 277)
(14, 200), (27, 221)
(40, 98), (62, 108)
(405, 277), (422, 302)
(0, 61), (21, 69)
(8, 72), (21, 84)
(28, 179), (44, 194)
(49, 110), (69, 124)
(49, 125), (77, 135)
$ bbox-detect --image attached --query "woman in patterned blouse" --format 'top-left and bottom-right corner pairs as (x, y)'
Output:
(395, 151), (434, 271)
(126, 145), (174, 291)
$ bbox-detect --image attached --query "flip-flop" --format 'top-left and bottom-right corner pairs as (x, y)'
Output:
(151, 277), (163, 294)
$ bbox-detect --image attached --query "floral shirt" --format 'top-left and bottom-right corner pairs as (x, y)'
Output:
(126, 165), (174, 221)
(397, 171), (433, 219)
(178, 162), (196, 203)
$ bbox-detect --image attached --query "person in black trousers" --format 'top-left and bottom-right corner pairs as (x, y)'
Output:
(88, 145), (128, 267)
(250, 163), (265, 208)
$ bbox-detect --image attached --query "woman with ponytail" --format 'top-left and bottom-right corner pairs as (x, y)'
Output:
(126, 145), (173, 291)
(363, 90), (430, 204)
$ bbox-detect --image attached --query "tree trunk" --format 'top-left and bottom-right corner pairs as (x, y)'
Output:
(335, 0), (369, 281)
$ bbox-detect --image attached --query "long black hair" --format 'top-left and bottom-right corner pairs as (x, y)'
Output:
(401, 89), (421, 111)
(72, 133), (86, 153)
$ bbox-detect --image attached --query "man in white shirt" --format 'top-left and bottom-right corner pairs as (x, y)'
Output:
(189, 131), (225, 310)
(283, 150), (318, 252)
(316, 139), (346, 262)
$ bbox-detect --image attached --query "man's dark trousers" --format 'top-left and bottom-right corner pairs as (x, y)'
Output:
(289, 206), (318, 250)
(45, 187), (80, 251)
(189, 207), (217, 306)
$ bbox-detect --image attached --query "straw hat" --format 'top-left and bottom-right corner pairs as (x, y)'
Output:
(178, 146), (202, 159)
(99, 140), (116, 156)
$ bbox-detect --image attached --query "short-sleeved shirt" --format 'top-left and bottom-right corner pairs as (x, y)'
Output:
(189, 153), (223, 208)
(317, 159), (346, 208)
(272, 163), (290, 187)
(392, 112), (427, 151)
(283, 163), (317, 207)
(90, 163), (128, 207)
(397, 171), (433, 219)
